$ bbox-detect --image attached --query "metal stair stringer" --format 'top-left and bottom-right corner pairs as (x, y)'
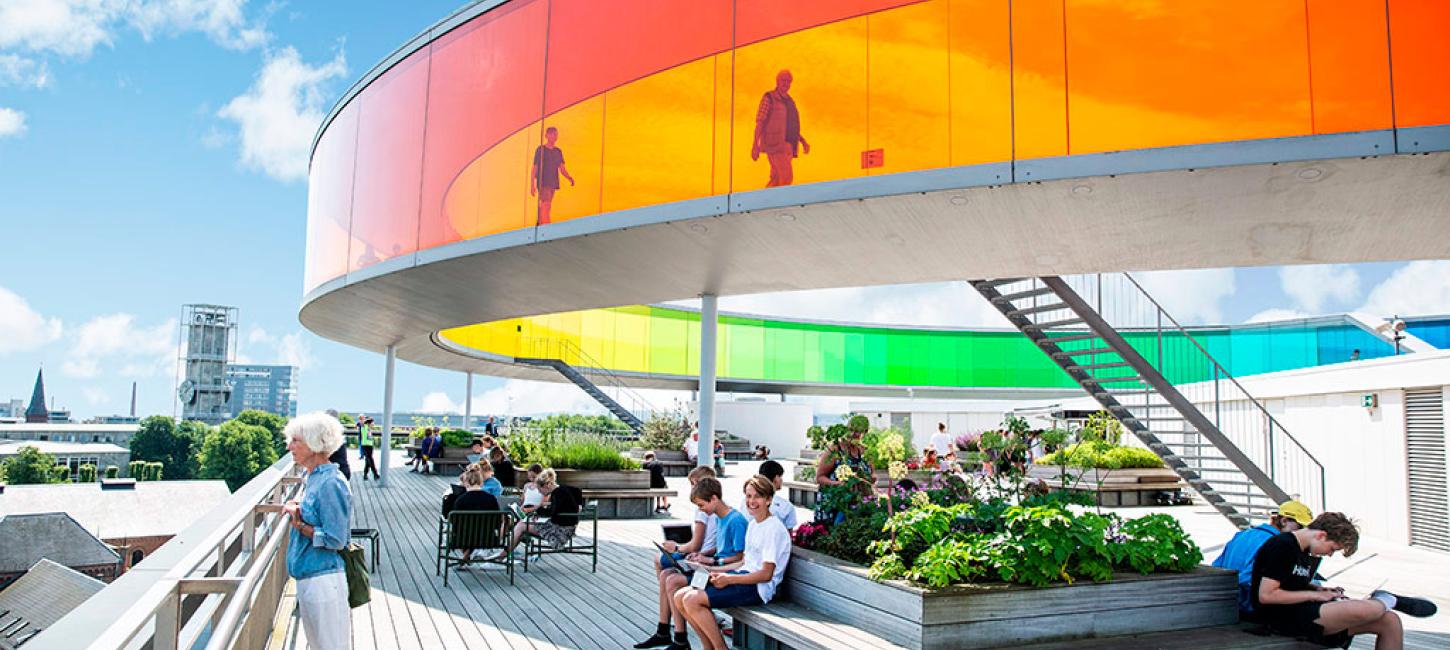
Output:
(970, 277), (1293, 528)
(515, 357), (646, 434)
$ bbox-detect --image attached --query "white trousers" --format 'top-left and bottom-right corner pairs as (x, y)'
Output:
(297, 571), (351, 650)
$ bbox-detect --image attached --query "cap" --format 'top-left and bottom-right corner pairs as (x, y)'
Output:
(1278, 500), (1313, 526)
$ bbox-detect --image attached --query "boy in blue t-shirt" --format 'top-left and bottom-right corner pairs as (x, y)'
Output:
(636, 477), (745, 650)
(1211, 500), (1313, 618)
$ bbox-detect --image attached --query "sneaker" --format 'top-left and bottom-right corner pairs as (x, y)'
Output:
(665, 643), (689, 650)
(479, 549), (504, 561)
(1373, 590), (1438, 617)
(632, 634), (672, 649)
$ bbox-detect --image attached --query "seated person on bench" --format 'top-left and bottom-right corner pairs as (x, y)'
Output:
(1252, 512), (1436, 648)
(642, 451), (669, 513)
(488, 468), (581, 560)
(750, 461), (797, 530)
(521, 463), (546, 514)
(466, 439), (485, 464)
(635, 471), (744, 650)
(490, 444), (516, 489)
(673, 476), (793, 650)
(1212, 500), (1313, 619)
(477, 459), (504, 496)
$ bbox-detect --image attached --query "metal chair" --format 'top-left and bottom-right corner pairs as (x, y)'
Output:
(523, 497), (599, 574)
(436, 510), (515, 586)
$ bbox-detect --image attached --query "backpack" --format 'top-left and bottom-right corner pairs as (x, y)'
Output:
(341, 543), (371, 608)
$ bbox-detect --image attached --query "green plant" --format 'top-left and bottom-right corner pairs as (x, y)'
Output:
(1036, 441), (1163, 470)
(3, 446), (64, 484)
(505, 428), (638, 471)
(439, 428), (473, 448)
(78, 464), (97, 482)
(641, 409), (690, 450)
(52, 465), (71, 482)
(795, 464), (816, 481)
(805, 425), (826, 450)
(128, 460), (146, 478)
(104, 465), (119, 479)
(1079, 411), (1124, 446)
(199, 420), (278, 490)
(1103, 446), (1165, 469)
(144, 462), (164, 481)
(862, 426), (909, 470)
(130, 415), (203, 480)
(1113, 514), (1202, 574)
(847, 415), (870, 434)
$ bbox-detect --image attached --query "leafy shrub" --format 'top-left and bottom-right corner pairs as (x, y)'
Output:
(104, 465), (119, 479)
(439, 428), (473, 448)
(846, 415), (870, 434)
(51, 465), (71, 482)
(814, 508), (888, 565)
(1036, 441), (1163, 469)
(1104, 446), (1164, 469)
(1079, 411), (1125, 445)
(78, 464), (96, 483)
(641, 410), (690, 450)
(862, 426), (909, 470)
(953, 432), (980, 452)
(506, 428), (638, 471)
(128, 460), (146, 478)
(805, 425), (826, 450)
(795, 464), (816, 481)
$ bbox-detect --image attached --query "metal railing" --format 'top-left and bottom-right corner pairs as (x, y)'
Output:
(27, 456), (304, 650)
(1053, 273), (1327, 512)
(518, 337), (659, 423)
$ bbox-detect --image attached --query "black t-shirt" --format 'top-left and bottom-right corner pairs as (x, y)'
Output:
(493, 458), (516, 488)
(541, 484), (581, 527)
(1251, 532), (1321, 611)
(443, 488), (500, 517)
(643, 461), (667, 488)
(533, 146), (565, 189)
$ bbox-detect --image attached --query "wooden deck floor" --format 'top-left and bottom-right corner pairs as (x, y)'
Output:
(272, 454), (1449, 649)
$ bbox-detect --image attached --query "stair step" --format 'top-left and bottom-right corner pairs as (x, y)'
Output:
(976, 278), (1029, 289)
(1088, 375), (1144, 384)
(1202, 490), (1274, 500)
(1220, 501), (1278, 511)
(1008, 302), (1070, 317)
(1038, 333), (1102, 345)
(1027, 317), (1085, 330)
(1053, 346), (1117, 358)
(1150, 442), (1218, 449)
(1068, 361), (1133, 372)
(994, 286), (1055, 303)
(1199, 479), (1260, 487)
(1162, 455), (1220, 462)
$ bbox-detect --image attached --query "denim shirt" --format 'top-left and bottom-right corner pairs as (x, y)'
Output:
(287, 463), (352, 580)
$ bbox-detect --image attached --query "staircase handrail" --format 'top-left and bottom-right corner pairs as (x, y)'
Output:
(1118, 273), (1327, 474)
(518, 337), (657, 419)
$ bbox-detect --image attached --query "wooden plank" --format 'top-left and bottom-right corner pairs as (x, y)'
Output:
(729, 602), (907, 650)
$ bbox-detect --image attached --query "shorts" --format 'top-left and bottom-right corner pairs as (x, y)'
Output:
(705, 572), (763, 608)
(1261, 602), (1352, 648)
(533, 520), (576, 548)
(659, 551), (688, 569)
(538, 186), (557, 202)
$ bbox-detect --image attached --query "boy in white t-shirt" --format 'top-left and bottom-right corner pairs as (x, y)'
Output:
(673, 476), (793, 650)
(635, 466), (719, 650)
(739, 461), (798, 531)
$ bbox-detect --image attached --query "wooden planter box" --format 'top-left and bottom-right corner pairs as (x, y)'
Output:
(547, 468), (650, 490)
(799, 448), (824, 461)
(782, 547), (1236, 649)
(784, 480), (820, 508)
(1027, 465), (1187, 507)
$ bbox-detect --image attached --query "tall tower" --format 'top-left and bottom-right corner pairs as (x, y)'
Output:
(177, 305), (238, 425)
(25, 368), (49, 423)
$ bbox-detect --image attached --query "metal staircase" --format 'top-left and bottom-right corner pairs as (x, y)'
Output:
(971, 275), (1326, 528)
(515, 338), (651, 435)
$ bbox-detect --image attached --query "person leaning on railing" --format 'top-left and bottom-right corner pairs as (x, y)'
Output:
(283, 413), (355, 650)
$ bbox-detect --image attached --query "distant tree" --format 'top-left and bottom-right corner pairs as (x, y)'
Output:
(4, 446), (64, 484)
(51, 465), (71, 482)
(199, 421), (278, 491)
(104, 465), (120, 479)
(130, 415), (202, 479)
(143, 462), (164, 481)
(337, 412), (356, 427)
(234, 410), (288, 456)
(78, 464), (97, 482)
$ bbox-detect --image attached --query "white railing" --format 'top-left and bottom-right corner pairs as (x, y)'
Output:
(27, 455), (304, 650)
(518, 337), (658, 424)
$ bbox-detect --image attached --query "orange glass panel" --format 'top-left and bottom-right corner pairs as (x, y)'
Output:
(732, 17), (869, 192)
(539, 97), (603, 224)
(601, 56), (718, 213)
(1388, 0), (1450, 128)
(418, 0), (547, 250)
(1306, 0), (1392, 134)
(304, 102), (359, 292)
(543, 0), (732, 115)
(348, 50), (428, 273)
(712, 53), (734, 195)
(867, 0), (951, 176)
(1063, 0), (1311, 155)
(1011, 0), (1066, 159)
(735, 0), (925, 47)
(947, 0), (1012, 166)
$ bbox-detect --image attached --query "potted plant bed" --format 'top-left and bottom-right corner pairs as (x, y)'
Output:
(772, 547), (1236, 649)
(1028, 464), (1187, 507)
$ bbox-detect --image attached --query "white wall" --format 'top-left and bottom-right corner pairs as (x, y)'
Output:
(691, 401), (814, 457)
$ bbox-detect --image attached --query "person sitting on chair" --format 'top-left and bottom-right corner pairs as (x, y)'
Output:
(489, 444), (516, 489)
(466, 439), (485, 464)
(478, 459), (504, 496)
(442, 463), (501, 564)
(521, 463), (546, 514)
(489, 468), (581, 560)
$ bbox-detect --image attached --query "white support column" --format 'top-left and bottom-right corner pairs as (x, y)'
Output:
(380, 345), (395, 488)
(464, 371), (473, 431)
(697, 294), (718, 467)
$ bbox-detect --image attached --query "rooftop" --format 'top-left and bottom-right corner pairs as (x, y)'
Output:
(0, 424), (140, 433)
(0, 559), (105, 649)
(0, 440), (129, 456)
(0, 513), (119, 574)
(0, 480), (231, 540)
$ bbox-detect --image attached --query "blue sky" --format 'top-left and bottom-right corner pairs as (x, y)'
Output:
(0, 1), (1445, 422)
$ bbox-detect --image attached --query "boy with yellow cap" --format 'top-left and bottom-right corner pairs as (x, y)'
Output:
(1212, 500), (1315, 618)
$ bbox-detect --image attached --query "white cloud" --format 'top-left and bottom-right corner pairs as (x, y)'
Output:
(217, 46), (346, 182)
(0, 286), (62, 354)
(0, 0), (266, 59)
(1127, 268), (1237, 324)
(1359, 261), (1450, 318)
(246, 325), (273, 345)
(82, 387), (111, 405)
(0, 107), (26, 138)
(62, 314), (177, 379)
(236, 326), (316, 371)
(668, 281), (1010, 329)
(1279, 264), (1360, 313)
(0, 54), (49, 87)
(275, 332), (316, 371)
(1245, 308), (1312, 324)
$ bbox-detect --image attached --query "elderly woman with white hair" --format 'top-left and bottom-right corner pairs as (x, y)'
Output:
(283, 412), (353, 649)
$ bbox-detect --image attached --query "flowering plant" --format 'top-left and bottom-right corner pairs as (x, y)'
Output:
(792, 522), (830, 549)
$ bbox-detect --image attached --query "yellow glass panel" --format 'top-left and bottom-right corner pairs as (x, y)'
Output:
(580, 307), (616, 369)
(868, 0), (951, 176)
(948, 0), (1012, 166)
(612, 307), (650, 373)
(442, 125), (536, 240)
(602, 56), (717, 213)
(732, 17), (869, 192)
(541, 96), (604, 224)
(712, 53), (734, 196)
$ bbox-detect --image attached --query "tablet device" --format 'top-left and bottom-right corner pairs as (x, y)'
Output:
(690, 569), (710, 590)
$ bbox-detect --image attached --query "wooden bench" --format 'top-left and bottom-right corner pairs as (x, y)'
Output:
(578, 487), (677, 519)
(1015, 622), (1341, 649)
(727, 601), (905, 650)
(783, 480), (819, 508)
